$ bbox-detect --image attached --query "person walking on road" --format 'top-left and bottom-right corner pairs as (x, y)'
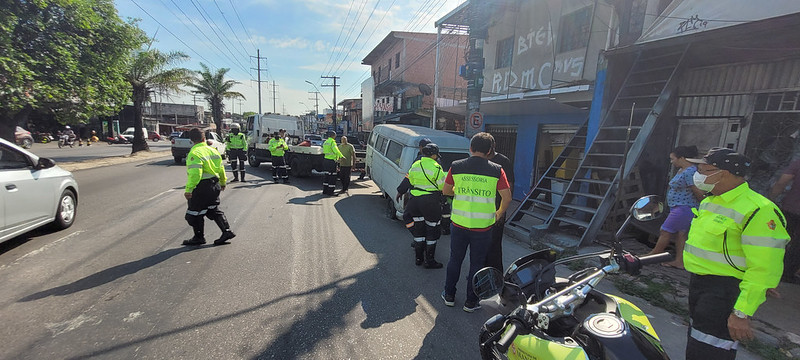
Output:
(225, 123), (248, 182)
(337, 136), (356, 193)
(683, 148), (789, 359)
(183, 129), (236, 246)
(485, 137), (515, 272)
(322, 131), (343, 196)
(268, 132), (289, 183)
(441, 132), (512, 312)
(396, 143), (446, 269)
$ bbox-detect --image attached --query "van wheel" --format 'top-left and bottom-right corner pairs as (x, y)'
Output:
(386, 198), (397, 220)
(248, 153), (261, 168)
(53, 189), (77, 230)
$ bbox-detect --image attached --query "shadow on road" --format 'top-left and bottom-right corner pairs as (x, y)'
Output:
(18, 246), (209, 302)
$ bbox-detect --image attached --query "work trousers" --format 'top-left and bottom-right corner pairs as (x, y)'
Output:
(783, 210), (799, 279)
(485, 214), (506, 272)
(185, 178), (230, 238)
(441, 199), (452, 235)
(229, 149), (246, 179)
(444, 224), (492, 303)
(403, 194), (442, 245)
(322, 158), (337, 194)
(338, 166), (352, 191)
(686, 274), (740, 360)
(271, 156), (288, 181)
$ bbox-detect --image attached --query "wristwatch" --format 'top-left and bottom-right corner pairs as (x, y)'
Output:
(732, 309), (749, 319)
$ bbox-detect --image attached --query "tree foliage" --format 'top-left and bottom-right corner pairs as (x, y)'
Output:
(126, 48), (192, 153)
(186, 64), (245, 137)
(0, 0), (146, 141)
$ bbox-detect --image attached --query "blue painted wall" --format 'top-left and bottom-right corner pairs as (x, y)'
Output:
(484, 112), (587, 200)
(587, 67), (606, 148)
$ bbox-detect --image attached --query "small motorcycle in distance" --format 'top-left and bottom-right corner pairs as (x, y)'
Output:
(106, 134), (130, 145)
(473, 195), (673, 360)
(58, 133), (76, 148)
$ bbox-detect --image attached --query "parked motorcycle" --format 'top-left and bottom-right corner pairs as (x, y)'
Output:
(106, 134), (130, 145)
(34, 132), (55, 144)
(472, 195), (672, 360)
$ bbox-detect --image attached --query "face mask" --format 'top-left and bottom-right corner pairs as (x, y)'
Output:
(693, 170), (720, 192)
(232, 129), (239, 135)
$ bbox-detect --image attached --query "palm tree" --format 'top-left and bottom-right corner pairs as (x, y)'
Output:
(186, 64), (245, 137)
(126, 49), (192, 153)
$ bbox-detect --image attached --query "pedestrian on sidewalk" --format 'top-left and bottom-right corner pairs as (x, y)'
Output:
(769, 157), (800, 282)
(182, 129), (236, 246)
(441, 132), (512, 313)
(337, 136), (356, 193)
(486, 136), (515, 272)
(397, 143), (446, 268)
(644, 145), (705, 269)
(322, 131), (343, 196)
(683, 148), (789, 360)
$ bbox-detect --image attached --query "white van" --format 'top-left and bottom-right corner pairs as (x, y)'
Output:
(366, 124), (470, 219)
(121, 127), (149, 142)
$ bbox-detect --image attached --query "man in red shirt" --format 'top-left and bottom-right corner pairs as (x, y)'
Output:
(441, 132), (512, 312)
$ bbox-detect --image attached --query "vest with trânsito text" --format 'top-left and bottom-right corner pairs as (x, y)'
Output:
(450, 156), (502, 229)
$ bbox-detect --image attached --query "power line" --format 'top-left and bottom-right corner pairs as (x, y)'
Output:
(157, 0), (232, 66)
(213, 0), (252, 57)
(321, 0), (358, 77)
(187, 0), (250, 74)
(129, 0), (216, 67)
(327, 0), (383, 76)
(227, 0), (258, 53)
(325, 0), (370, 77)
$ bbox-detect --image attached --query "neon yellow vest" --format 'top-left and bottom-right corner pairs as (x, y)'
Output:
(268, 138), (288, 156)
(226, 132), (247, 150)
(451, 173), (498, 228)
(408, 157), (444, 196)
(185, 142), (227, 192)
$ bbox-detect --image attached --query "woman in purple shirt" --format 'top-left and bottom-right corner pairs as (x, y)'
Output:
(644, 145), (706, 268)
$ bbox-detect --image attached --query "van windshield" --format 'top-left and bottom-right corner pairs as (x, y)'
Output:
(439, 152), (470, 172)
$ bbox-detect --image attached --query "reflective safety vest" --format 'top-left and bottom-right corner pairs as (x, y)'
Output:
(408, 157), (444, 196)
(684, 182), (789, 316)
(226, 132), (247, 150)
(185, 142), (227, 192)
(267, 138), (288, 156)
(450, 157), (502, 229)
(323, 137), (343, 160)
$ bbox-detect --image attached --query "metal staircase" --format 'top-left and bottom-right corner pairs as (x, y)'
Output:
(505, 120), (588, 241)
(519, 44), (690, 247)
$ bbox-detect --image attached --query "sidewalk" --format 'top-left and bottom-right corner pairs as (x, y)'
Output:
(56, 149), (170, 172)
(500, 202), (800, 359)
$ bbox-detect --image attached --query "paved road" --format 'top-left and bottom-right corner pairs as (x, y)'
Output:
(26, 140), (171, 164)
(0, 156), (494, 359)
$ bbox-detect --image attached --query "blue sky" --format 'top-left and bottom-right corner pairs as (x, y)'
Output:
(114, 0), (465, 116)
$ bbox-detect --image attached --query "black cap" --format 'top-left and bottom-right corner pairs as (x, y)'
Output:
(418, 138), (432, 147)
(325, 130), (335, 137)
(421, 143), (439, 156)
(687, 147), (751, 176)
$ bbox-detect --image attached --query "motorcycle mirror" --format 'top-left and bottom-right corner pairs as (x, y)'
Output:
(630, 195), (665, 221)
(472, 267), (504, 300)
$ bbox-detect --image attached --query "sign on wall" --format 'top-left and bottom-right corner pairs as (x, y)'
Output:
(465, 111), (485, 138)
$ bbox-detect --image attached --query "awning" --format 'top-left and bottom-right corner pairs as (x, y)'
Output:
(637, 0), (800, 45)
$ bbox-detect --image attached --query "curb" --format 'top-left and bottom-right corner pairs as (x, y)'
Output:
(57, 150), (171, 172)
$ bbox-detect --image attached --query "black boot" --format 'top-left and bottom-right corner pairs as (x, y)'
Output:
(423, 244), (443, 269)
(183, 227), (206, 246)
(240, 171), (245, 182)
(212, 214), (234, 245)
(414, 242), (425, 266)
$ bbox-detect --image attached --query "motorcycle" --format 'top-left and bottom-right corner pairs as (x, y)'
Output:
(34, 132), (55, 144)
(106, 134), (130, 145)
(472, 195), (673, 360)
(58, 133), (76, 148)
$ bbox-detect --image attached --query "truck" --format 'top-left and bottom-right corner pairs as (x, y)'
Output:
(247, 132), (366, 177)
(171, 129), (227, 164)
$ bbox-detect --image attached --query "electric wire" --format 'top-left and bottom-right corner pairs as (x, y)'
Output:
(228, 0), (258, 53)
(326, 0), (372, 77)
(187, 0), (251, 74)
(320, 0), (358, 77)
(153, 0), (233, 67)
(213, 0), (252, 58)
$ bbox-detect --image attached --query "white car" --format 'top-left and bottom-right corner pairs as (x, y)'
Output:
(0, 137), (78, 243)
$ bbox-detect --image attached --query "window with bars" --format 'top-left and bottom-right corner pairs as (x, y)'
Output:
(558, 6), (592, 53)
(495, 37), (514, 69)
(754, 91), (800, 112)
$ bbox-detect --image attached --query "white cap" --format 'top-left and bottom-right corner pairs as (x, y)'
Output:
(230, 123), (240, 129)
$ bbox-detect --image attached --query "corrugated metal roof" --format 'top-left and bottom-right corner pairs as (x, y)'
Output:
(677, 95), (752, 117)
(680, 58), (800, 95)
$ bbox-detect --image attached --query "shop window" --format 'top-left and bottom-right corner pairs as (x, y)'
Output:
(495, 37), (514, 69)
(558, 6), (592, 53)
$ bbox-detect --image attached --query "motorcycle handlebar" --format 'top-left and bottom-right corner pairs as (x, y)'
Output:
(496, 320), (521, 354)
(637, 252), (673, 266)
(615, 252), (672, 275)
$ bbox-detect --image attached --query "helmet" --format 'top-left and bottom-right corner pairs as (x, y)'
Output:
(421, 143), (439, 157)
(230, 123), (240, 129)
(418, 138), (432, 148)
(326, 130), (335, 138)
(65, 126), (71, 129)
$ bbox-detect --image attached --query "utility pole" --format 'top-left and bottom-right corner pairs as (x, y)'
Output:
(308, 91), (320, 115)
(464, 3), (489, 138)
(271, 82), (278, 113)
(321, 76), (339, 131)
(250, 49), (268, 114)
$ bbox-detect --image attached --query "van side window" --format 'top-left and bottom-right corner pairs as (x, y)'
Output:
(385, 140), (403, 167)
(368, 132), (377, 147)
(376, 135), (388, 154)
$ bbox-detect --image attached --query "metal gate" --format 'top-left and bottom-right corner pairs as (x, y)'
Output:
(486, 125), (517, 169)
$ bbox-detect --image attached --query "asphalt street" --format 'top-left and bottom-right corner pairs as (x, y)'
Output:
(0, 155), (496, 359)
(26, 140), (171, 164)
